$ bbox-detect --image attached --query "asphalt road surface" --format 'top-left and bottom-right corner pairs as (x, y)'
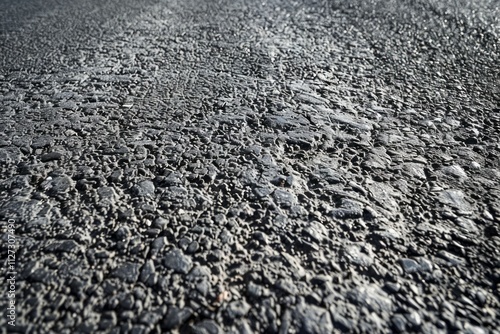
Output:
(1, 0), (499, 333)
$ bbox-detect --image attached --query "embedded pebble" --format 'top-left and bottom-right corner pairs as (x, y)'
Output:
(191, 320), (222, 334)
(226, 300), (251, 319)
(438, 190), (472, 211)
(163, 249), (193, 274)
(330, 199), (364, 219)
(1, 1), (498, 333)
(40, 152), (63, 162)
(31, 136), (53, 149)
(399, 258), (420, 273)
(442, 165), (468, 179)
(132, 180), (155, 197)
(391, 314), (407, 332)
(162, 307), (193, 330)
(112, 262), (141, 283)
(342, 245), (374, 267)
(293, 300), (333, 334)
(273, 189), (298, 207)
(470, 161), (481, 170)
(140, 260), (155, 283)
(347, 285), (393, 314)
(437, 250), (466, 266)
(399, 258), (433, 273)
(42, 175), (74, 195)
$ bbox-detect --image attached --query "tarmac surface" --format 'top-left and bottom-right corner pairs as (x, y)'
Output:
(0, 0), (499, 333)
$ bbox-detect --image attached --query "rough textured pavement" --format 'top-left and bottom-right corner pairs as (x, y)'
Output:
(1, 0), (499, 333)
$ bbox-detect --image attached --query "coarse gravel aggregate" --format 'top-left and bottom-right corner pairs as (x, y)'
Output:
(0, 0), (499, 333)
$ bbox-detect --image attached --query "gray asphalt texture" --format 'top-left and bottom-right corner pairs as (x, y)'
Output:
(1, 0), (499, 333)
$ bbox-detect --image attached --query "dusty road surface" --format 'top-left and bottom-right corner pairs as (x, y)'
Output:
(1, 0), (499, 332)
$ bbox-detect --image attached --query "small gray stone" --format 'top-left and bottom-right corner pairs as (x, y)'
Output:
(191, 319), (222, 334)
(162, 306), (193, 330)
(151, 237), (167, 250)
(163, 248), (192, 274)
(438, 190), (472, 211)
(470, 161), (481, 170)
(402, 163), (427, 180)
(98, 186), (118, 201)
(42, 175), (74, 195)
(406, 311), (422, 328)
(400, 258), (420, 273)
(109, 169), (123, 183)
(330, 199), (364, 219)
(276, 278), (298, 295)
(246, 281), (264, 298)
(140, 260), (155, 283)
(114, 226), (131, 241)
(187, 266), (211, 280)
(437, 250), (465, 266)
(441, 165), (468, 179)
(293, 300), (333, 334)
(332, 314), (353, 332)
(130, 325), (147, 334)
(303, 224), (326, 243)
(347, 285), (393, 314)
(41, 152), (63, 162)
(462, 324), (487, 334)
(253, 231), (269, 245)
(31, 136), (53, 149)
(0, 147), (22, 164)
(237, 319), (253, 334)
(384, 282), (401, 293)
(475, 290), (487, 306)
(112, 262), (141, 283)
(114, 146), (130, 155)
(29, 268), (52, 284)
(152, 217), (169, 230)
(417, 258), (433, 272)
(187, 241), (199, 254)
(45, 240), (81, 253)
(120, 294), (135, 310)
(315, 167), (342, 184)
(226, 300), (251, 319)
(455, 218), (479, 233)
(59, 101), (78, 110)
(391, 314), (407, 332)
(273, 189), (298, 207)
(138, 312), (162, 326)
(281, 252), (307, 278)
(253, 187), (273, 199)
(342, 245), (373, 267)
(132, 180), (155, 197)
(99, 312), (117, 330)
